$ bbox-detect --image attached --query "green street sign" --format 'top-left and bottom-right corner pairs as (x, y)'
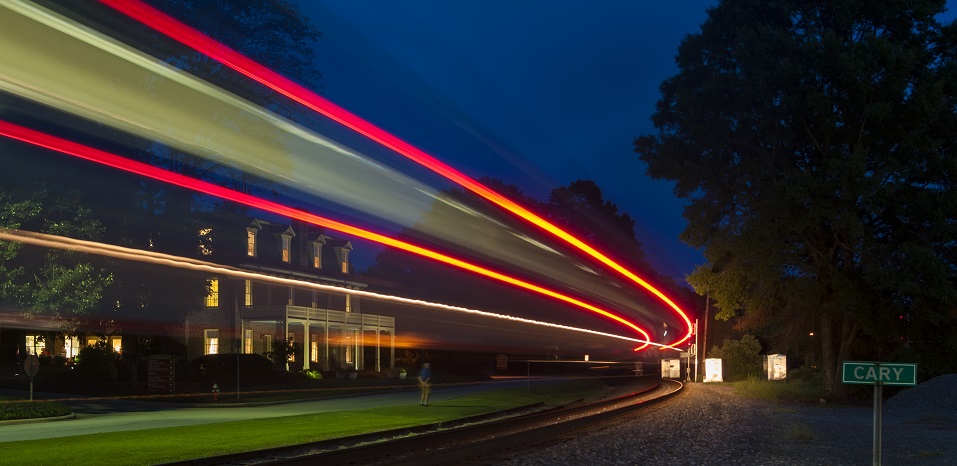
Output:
(842, 361), (917, 386)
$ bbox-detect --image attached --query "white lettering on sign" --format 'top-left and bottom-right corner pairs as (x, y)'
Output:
(853, 365), (906, 382)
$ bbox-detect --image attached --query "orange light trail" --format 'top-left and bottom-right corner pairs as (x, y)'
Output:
(0, 120), (650, 348)
(98, 0), (692, 348)
(0, 227), (669, 346)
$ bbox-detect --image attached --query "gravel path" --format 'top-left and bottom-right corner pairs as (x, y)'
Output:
(502, 377), (957, 466)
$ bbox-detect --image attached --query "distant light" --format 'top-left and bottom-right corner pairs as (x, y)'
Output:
(809, 332), (815, 336)
(584, 355), (589, 362)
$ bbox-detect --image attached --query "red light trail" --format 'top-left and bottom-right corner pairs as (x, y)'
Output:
(0, 120), (650, 348)
(98, 0), (693, 349)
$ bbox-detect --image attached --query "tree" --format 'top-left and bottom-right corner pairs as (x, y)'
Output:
(635, 0), (957, 397)
(0, 157), (114, 324)
(547, 180), (651, 273)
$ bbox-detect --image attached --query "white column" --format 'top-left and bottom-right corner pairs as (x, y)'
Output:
(302, 322), (310, 370)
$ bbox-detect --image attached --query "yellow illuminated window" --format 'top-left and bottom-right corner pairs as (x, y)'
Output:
(244, 329), (253, 354)
(64, 336), (80, 358)
(341, 250), (349, 274)
(204, 329), (219, 355)
(205, 279), (219, 307)
(25, 335), (44, 356)
(282, 236), (290, 262)
(312, 243), (321, 268)
(246, 230), (256, 257)
(245, 280), (252, 306)
(110, 336), (122, 354)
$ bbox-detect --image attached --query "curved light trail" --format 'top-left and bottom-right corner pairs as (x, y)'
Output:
(0, 228), (670, 347)
(0, 120), (651, 347)
(98, 0), (693, 348)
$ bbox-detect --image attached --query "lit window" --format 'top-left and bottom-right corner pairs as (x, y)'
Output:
(64, 336), (80, 359)
(345, 294), (352, 313)
(263, 334), (273, 359)
(311, 339), (318, 362)
(244, 329), (253, 354)
(205, 279), (219, 307)
(246, 229), (256, 257)
(204, 329), (219, 355)
(110, 336), (122, 354)
(281, 236), (291, 262)
(288, 287), (294, 305)
(312, 243), (321, 268)
(288, 335), (295, 362)
(341, 250), (349, 274)
(25, 335), (44, 356)
(198, 228), (213, 256)
(245, 280), (252, 306)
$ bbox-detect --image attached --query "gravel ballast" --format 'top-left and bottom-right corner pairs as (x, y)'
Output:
(502, 376), (957, 465)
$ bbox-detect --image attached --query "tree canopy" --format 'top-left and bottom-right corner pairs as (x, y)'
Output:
(635, 0), (957, 396)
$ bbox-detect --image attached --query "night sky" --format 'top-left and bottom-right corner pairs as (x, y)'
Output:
(299, 1), (717, 280)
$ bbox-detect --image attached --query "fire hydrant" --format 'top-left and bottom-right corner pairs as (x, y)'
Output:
(212, 383), (220, 401)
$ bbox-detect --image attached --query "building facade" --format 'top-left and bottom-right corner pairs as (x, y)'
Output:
(185, 218), (395, 372)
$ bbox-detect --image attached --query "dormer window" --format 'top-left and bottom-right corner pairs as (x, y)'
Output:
(312, 242), (321, 268)
(340, 249), (349, 274)
(281, 236), (291, 263)
(246, 229), (257, 257)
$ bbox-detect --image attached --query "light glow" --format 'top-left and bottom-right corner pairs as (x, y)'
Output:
(98, 0), (692, 348)
(0, 121), (650, 346)
(0, 228), (671, 347)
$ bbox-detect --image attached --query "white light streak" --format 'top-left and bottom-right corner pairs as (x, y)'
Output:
(0, 228), (673, 347)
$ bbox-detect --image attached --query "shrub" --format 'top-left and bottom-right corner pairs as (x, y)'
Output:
(302, 369), (322, 379)
(711, 335), (763, 381)
(0, 398), (72, 421)
(75, 341), (117, 382)
(191, 353), (276, 377)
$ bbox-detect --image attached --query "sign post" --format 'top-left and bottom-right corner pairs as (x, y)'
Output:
(24, 354), (39, 401)
(842, 361), (917, 466)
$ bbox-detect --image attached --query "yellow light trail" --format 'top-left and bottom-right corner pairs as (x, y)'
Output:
(99, 0), (695, 348)
(0, 228), (677, 347)
(0, 1), (669, 347)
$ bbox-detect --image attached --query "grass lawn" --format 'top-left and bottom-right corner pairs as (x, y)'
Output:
(729, 376), (825, 403)
(1, 378), (603, 465)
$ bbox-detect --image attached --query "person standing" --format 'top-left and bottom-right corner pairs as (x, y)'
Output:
(418, 362), (432, 406)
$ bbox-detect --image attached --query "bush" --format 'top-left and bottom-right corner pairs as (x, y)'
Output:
(191, 353), (276, 377)
(712, 335), (763, 381)
(75, 341), (117, 382)
(0, 398), (72, 421)
(302, 369), (322, 379)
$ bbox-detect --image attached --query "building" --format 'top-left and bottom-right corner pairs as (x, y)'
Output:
(186, 218), (396, 372)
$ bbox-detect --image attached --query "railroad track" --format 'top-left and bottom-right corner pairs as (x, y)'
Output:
(165, 376), (683, 466)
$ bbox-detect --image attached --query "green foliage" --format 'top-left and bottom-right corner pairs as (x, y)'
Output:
(0, 188), (113, 319)
(0, 398), (72, 421)
(711, 335), (763, 381)
(269, 338), (300, 368)
(731, 376), (826, 404)
(75, 341), (117, 382)
(302, 369), (322, 380)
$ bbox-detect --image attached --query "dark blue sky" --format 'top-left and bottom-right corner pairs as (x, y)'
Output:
(298, 1), (956, 280)
(299, 1), (716, 280)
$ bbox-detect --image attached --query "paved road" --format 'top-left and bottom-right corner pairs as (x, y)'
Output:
(0, 377), (550, 443)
